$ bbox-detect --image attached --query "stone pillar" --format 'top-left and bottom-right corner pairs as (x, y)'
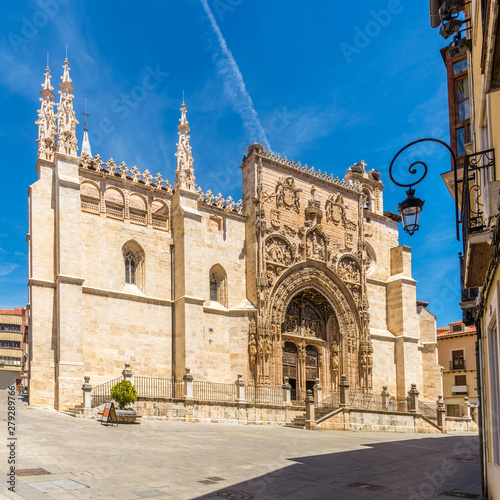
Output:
(82, 376), (92, 418)
(408, 384), (419, 413)
(437, 395), (446, 429)
(282, 377), (291, 405)
(381, 385), (390, 410)
(235, 373), (245, 402)
(305, 389), (316, 429)
(122, 362), (133, 382)
(339, 374), (349, 407)
(183, 367), (194, 399)
(464, 396), (471, 418)
(314, 378), (322, 404)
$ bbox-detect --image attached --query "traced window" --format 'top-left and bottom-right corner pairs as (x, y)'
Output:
(80, 182), (100, 214)
(151, 199), (169, 230)
(104, 187), (125, 219)
(129, 194), (147, 225)
(122, 240), (145, 290)
(209, 264), (228, 308)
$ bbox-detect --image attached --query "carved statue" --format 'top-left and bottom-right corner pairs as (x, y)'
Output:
(337, 256), (361, 283)
(249, 334), (257, 367)
(265, 236), (294, 266)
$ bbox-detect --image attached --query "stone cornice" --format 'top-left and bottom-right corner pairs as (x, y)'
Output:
(174, 295), (205, 305)
(82, 285), (171, 305)
(28, 278), (56, 288)
(55, 275), (85, 286)
(241, 152), (363, 197)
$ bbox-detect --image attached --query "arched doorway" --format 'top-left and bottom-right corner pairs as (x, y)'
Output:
(280, 287), (341, 395)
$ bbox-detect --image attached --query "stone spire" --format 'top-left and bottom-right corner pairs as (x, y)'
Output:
(175, 101), (196, 191)
(35, 66), (57, 160)
(55, 58), (78, 156)
(80, 95), (92, 156)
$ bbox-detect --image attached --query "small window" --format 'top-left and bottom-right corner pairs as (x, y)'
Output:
(455, 375), (467, 385)
(452, 324), (463, 332)
(125, 252), (136, 284)
(362, 189), (372, 211)
(209, 264), (228, 308)
(122, 241), (145, 290)
(210, 277), (218, 301)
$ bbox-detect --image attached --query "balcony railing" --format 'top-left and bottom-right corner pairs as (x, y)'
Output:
(450, 361), (466, 370)
(461, 149), (495, 238)
(461, 148), (496, 288)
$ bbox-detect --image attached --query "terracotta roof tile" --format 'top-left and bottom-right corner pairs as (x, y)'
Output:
(0, 308), (24, 316)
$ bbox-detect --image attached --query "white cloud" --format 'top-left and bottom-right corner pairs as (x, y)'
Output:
(199, 0), (269, 150)
(0, 263), (18, 276)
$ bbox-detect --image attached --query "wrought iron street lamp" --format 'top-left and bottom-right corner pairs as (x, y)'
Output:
(388, 138), (459, 240)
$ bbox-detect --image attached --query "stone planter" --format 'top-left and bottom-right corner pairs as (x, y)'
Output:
(115, 408), (141, 424)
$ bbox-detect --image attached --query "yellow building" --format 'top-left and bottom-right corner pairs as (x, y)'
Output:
(430, 0), (500, 497)
(0, 308), (28, 389)
(437, 321), (478, 416)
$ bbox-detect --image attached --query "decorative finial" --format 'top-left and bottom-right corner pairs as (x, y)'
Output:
(175, 101), (196, 191)
(36, 63), (57, 160)
(56, 57), (78, 155)
(182, 89), (185, 104)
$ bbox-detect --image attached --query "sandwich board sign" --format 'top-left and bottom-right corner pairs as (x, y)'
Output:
(101, 401), (118, 426)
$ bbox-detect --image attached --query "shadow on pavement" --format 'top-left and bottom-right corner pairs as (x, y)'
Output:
(195, 434), (481, 500)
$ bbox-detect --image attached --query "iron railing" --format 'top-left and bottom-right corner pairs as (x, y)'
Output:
(315, 392), (340, 420)
(349, 392), (385, 410)
(418, 400), (437, 420)
(246, 385), (283, 405)
(291, 388), (307, 404)
(192, 381), (237, 402)
(134, 376), (174, 399)
(90, 376), (122, 408)
(461, 149), (495, 246)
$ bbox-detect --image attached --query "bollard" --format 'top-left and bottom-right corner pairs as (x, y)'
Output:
(381, 385), (390, 410)
(314, 378), (322, 404)
(82, 376), (92, 418)
(408, 384), (419, 413)
(305, 389), (316, 429)
(339, 375), (349, 407)
(437, 395), (446, 428)
(235, 373), (245, 402)
(183, 367), (194, 399)
(122, 362), (133, 382)
(282, 377), (292, 405)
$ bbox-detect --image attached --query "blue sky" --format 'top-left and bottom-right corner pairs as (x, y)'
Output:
(0, 0), (462, 326)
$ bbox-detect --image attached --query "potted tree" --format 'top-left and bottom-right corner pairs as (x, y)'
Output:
(110, 380), (140, 423)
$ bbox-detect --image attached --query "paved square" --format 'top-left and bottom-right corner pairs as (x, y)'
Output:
(1, 396), (482, 499)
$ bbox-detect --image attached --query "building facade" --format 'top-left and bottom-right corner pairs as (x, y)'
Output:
(28, 59), (442, 414)
(0, 307), (28, 389)
(429, 0), (500, 496)
(437, 320), (478, 415)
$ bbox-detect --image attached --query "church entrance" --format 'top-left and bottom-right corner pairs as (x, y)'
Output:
(281, 288), (339, 398)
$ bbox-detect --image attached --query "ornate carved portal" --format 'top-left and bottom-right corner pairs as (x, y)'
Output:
(252, 263), (372, 395)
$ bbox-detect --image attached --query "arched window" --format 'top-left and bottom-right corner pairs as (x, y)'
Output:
(80, 181), (100, 214)
(209, 264), (228, 308)
(122, 241), (145, 290)
(105, 187), (125, 219)
(362, 189), (372, 211)
(125, 252), (136, 284)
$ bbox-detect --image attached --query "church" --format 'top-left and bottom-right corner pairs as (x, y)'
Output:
(28, 59), (442, 411)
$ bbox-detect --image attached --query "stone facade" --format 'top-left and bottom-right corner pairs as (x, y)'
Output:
(28, 60), (442, 411)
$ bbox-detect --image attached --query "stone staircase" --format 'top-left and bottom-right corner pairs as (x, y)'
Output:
(285, 414), (306, 428)
(60, 405), (85, 418)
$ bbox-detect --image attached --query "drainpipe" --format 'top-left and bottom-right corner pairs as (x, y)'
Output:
(170, 244), (176, 397)
(475, 320), (488, 499)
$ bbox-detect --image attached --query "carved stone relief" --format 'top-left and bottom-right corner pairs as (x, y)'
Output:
(265, 235), (294, 266)
(276, 176), (301, 212)
(306, 228), (328, 261)
(337, 255), (361, 284)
